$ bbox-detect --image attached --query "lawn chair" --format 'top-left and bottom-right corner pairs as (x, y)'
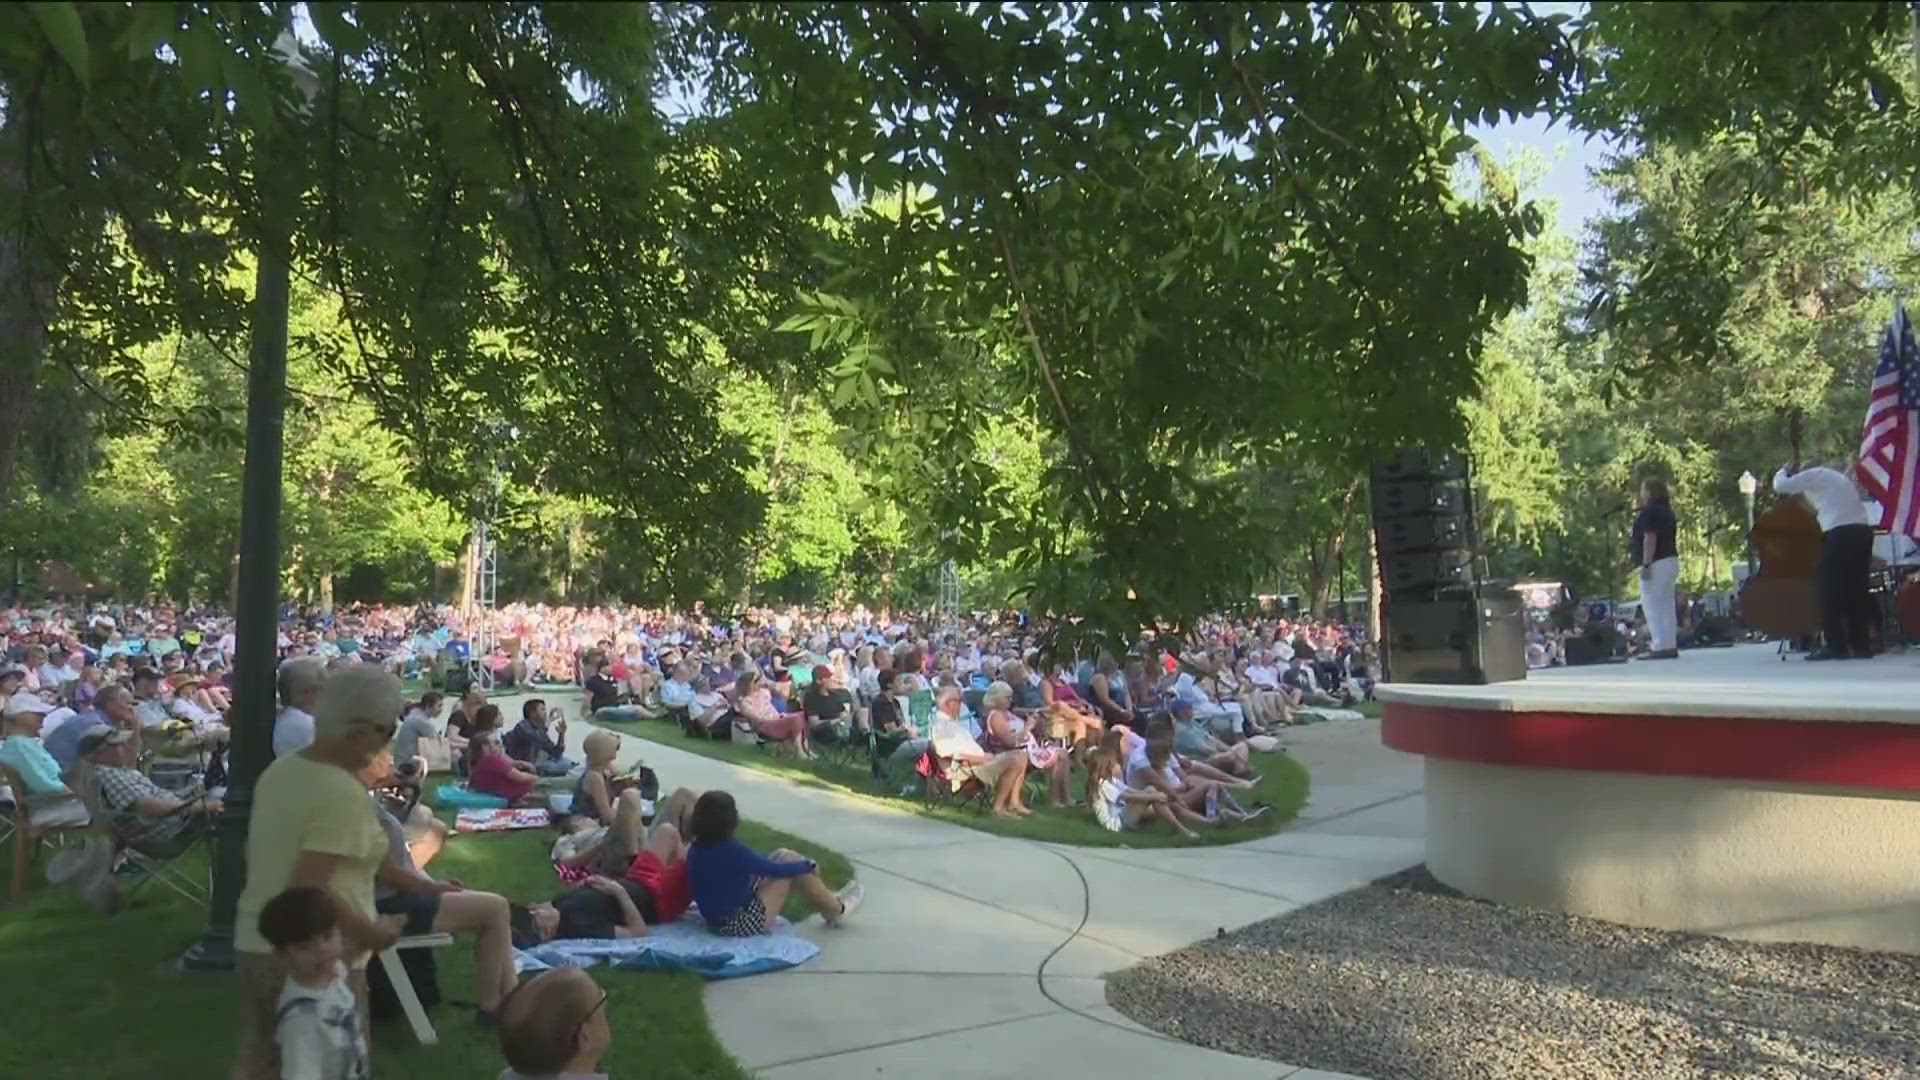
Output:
(1, 763), (91, 897)
(905, 689), (935, 737)
(913, 746), (991, 815)
(72, 773), (215, 906)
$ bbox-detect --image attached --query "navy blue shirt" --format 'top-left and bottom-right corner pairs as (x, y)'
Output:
(1631, 498), (1679, 565)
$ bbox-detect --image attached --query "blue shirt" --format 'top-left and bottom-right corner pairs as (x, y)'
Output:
(0, 734), (69, 796)
(44, 710), (105, 772)
(686, 839), (814, 924)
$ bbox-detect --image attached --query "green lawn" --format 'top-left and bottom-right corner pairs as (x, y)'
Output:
(599, 715), (1312, 847)
(0, 806), (852, 1080)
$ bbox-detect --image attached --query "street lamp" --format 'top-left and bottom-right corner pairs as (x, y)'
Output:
(180, 30), (319, 973)
(1737, 470), (1759, 579)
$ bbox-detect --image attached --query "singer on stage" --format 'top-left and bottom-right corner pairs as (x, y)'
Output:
(1772, 462), (1875, 660)
(1630, 477), (1680, 660)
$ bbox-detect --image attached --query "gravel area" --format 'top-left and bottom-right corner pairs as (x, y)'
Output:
(1107, 867), (1920, 1080)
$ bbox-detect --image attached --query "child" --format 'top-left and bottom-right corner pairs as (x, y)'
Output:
(1083, 748), (1205, 839)
(257, 886), (371, 1080)
(685, 790), (861, 936)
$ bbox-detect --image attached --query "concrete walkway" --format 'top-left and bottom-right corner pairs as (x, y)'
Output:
(542, 700), (1423, 1079)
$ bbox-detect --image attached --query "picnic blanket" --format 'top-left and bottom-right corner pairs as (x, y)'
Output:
(513, 913), (819, 980)
(437, 784), (509, 809)
(454, 807), (552, 833)
(1294, 707), (1364, 724)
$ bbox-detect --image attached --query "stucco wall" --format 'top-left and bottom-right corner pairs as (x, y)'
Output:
(1426, 757), (1920, 953)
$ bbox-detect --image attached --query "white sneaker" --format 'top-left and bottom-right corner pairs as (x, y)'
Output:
(829, 880), (863, 925)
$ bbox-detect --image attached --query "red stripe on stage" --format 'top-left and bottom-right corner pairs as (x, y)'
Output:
(1381, 701), (1920, 792)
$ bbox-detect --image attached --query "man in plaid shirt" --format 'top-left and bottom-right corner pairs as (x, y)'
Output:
(81, 727), (219, 849)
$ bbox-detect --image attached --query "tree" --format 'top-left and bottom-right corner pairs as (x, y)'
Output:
(693, 2), (1579, 644)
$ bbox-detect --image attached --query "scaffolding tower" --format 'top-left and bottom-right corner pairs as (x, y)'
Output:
(938, 559), (961, 628)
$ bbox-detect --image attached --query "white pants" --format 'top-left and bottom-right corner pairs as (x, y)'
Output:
(1643, 555), (1681, 652)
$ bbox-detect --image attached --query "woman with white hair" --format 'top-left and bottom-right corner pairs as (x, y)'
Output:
(232, 664), (407, 1080)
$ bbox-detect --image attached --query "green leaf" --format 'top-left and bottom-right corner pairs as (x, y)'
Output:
(29, 2), (89, 86)
(123, 2), (174, 61)
(309, 3), (370, 55)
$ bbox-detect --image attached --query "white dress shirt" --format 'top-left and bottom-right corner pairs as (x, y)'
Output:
(1774, 466), (1870, 532)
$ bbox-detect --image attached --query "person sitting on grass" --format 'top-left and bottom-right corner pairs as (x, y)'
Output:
(686, 789), (860, 937)
(1127, 731), (1263, 826)
(930, 687), (1031, 817)
(496, 968), (613, 1080)
(1084, 747), (1207, 839)
(256, 886), (375, 1080)
(467, 730), (540, 803)
(502, 699), (576, 778)
(732, 669), (813, 759)
(1165, 701), (1259, 782)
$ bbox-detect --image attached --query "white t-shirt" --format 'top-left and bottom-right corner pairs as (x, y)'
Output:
(273, 707), (316, 757)
(275, 964), (370, 1080)
(1775, 466), (1870, 532)
(1094, 777), (1128, 832)
(1245, 663), (1279, 689)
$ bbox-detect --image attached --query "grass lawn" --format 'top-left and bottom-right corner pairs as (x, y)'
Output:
(0, 804), (852, 1080)
(598, 715), (1313, 848)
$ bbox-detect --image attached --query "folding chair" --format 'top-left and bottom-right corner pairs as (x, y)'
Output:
(380, 932), (453, 1046)
(2, 763), (91, 897)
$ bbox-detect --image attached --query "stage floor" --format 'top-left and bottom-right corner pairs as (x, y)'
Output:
(1377, 642), (1920, 724)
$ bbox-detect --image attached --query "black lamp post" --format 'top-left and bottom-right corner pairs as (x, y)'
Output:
(179, 31), (317, 973)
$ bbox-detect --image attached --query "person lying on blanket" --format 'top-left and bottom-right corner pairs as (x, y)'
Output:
(511, 802), (694, 945)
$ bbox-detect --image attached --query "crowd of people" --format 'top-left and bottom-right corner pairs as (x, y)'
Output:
(0, 597), (1372, 1078)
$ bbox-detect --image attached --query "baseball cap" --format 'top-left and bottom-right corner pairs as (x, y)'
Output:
(5, 691), (54, 717)
(78, 726), (133, 755)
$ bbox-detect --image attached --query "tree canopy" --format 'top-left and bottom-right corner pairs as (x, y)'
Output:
(6, 2), (1920, 632)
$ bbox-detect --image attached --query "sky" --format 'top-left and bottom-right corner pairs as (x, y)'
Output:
(1467, 1), (1613, 238)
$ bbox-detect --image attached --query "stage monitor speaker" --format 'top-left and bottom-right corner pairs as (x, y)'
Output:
(1380, 547), (1475, 595)
(1383, 593), (1527, 684)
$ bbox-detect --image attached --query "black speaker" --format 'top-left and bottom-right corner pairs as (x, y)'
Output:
(1373, 447), (1468, 482)
(1383, 593), (1527, 684)
(1370, 479), (1469, 521)
(1375, 512), (1471, 555)
(1380, 547), (1474, 594)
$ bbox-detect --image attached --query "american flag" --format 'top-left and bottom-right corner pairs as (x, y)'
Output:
(1857, 301), (1920, 539)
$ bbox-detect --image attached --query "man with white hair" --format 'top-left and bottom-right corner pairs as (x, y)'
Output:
(272, 655), (330, 757)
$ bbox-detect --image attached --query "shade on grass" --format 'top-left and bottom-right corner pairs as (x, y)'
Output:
(0, 812), (851, 1080)
(598, 717), (1312, 848)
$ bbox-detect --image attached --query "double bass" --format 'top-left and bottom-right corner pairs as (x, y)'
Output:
(1737, 413), (1824, 646)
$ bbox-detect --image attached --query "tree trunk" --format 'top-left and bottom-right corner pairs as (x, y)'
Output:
(0, 128), (61, 506)
(318, 572), (334, 615)
(456, 526), (478, 620)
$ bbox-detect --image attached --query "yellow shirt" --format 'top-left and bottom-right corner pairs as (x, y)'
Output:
(235, 752), (388, 964)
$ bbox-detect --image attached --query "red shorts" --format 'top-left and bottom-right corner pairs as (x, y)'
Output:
(625, 850), (693, 923)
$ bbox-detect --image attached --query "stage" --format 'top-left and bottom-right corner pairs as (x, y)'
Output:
(1379, 643), (1920, 953)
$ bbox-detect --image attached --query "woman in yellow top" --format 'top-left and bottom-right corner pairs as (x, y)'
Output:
(233, 664), (408, 1080)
